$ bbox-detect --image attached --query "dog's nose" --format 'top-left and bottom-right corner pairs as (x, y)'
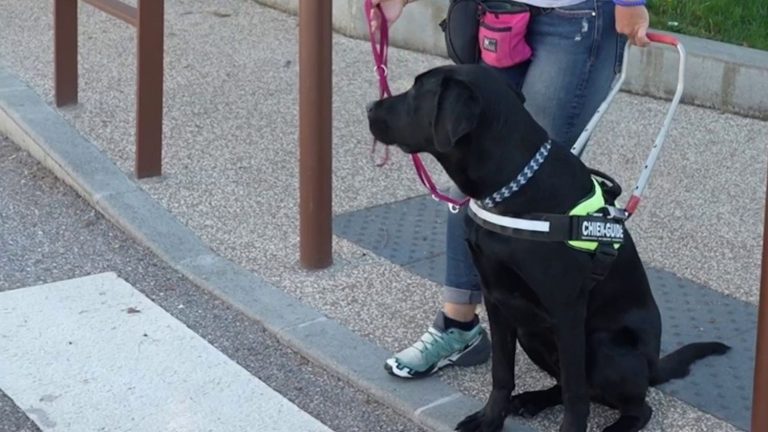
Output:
(366, 101), (375, 113)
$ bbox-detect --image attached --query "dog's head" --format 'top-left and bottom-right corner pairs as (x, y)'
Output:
(366, 64), (526, 156)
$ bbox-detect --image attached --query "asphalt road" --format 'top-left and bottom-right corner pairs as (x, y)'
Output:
(0, 135), (426, 432)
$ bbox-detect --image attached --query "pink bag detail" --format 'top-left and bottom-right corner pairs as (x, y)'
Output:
(478, 7), (532, 68)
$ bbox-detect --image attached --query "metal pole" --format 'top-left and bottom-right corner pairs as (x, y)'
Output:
(135, 0), (164, 178)
(298, 0), (333, 269)
(752, 169), (768, 431)
(54, 0), (78, 106)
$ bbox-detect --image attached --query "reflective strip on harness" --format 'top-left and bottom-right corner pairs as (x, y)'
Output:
(468, 200), (551, 232)
(467, 177), (625, 252)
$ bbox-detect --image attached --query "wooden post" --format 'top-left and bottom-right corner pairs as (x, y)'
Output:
(298, 0), (333, 269)
(135, 0), (164, 178)
(53, 0), (163, 178)
(54, 0), (78, 106)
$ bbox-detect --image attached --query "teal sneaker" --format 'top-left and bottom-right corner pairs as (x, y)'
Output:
(384, 311), (491, 378)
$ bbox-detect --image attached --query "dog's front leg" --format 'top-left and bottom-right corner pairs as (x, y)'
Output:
(554, 300), (589, 432)
(456, 300), (516, 432)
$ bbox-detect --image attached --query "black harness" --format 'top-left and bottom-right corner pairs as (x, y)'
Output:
(468, 168), (630, 290)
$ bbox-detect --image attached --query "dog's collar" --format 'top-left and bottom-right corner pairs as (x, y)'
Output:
(469, 177), (628, 252)
(480, 139), (552, 208)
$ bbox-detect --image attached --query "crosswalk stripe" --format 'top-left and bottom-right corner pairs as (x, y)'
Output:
(0, 272), (335, 432)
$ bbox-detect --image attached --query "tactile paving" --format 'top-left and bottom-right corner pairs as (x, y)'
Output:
(333, 195), (448, 265)
(333, 195), (754, 430)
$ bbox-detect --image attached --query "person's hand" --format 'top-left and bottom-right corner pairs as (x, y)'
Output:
(615, 5), (650, 47)
(369, 0), (408, 33)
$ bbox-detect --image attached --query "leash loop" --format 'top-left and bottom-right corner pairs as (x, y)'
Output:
(374, 64), (389, 77)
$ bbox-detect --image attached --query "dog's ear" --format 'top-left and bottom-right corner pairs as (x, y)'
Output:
(432, 76), (481, 152)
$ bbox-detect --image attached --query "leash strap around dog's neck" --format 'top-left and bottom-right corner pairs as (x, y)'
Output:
(364, 0), (470, 211)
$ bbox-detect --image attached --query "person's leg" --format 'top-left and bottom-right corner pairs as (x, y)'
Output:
(520, 0), (626, 149)
(384, 206), (491, 379)
(443, 303), (477, 321)
(442, 205), (484, 321)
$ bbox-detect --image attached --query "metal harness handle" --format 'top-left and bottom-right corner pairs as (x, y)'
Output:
(571, 32), (686, 216)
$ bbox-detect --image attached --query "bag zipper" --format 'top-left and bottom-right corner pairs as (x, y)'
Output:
(480, 2), (530, 15)
(480, 21), (512, 32)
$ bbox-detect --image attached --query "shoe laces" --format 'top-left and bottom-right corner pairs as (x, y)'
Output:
(414, 327), (456, 361)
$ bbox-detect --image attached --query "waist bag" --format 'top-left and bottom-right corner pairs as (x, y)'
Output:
(439, 0), (532, 67)
(478, 1), (532, 67)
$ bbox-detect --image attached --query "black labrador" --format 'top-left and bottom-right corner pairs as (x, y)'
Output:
(366, 64), (729, 432)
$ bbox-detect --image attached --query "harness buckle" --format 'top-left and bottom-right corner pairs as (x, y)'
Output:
(601, 205), (629, 221)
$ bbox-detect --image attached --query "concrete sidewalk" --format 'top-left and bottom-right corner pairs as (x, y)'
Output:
(0, 0), (766, 431)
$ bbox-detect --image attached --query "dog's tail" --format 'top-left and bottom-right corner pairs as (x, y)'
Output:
(650, 342), (731, 386)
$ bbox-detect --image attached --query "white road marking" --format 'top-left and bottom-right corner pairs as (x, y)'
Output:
(0, 272), (335, 432)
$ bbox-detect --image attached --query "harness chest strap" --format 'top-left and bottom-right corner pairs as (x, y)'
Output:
(468, 176), (626, 288)
(467, 178), (627, 252)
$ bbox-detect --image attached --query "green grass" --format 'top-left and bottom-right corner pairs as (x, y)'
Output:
(647, 0), (768, 51)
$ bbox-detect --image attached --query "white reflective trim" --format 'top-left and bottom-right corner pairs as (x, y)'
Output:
(469, 200), (551, 233)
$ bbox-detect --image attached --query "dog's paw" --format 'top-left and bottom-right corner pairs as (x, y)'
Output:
(454, 410), (505, 432)
(508, 389), (560, 418)
(455, 410), (483, 432)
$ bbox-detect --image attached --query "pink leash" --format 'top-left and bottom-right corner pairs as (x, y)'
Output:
(365, 0), (392, 167)
(364, 0), (469, 211)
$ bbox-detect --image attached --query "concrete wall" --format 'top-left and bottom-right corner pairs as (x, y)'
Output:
(258, 0), (768, 120)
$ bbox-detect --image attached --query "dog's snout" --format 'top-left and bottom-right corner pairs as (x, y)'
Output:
(366, 101), (376, 113)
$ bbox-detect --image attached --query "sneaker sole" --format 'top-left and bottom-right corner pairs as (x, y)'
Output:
(384, 330), (490, 379)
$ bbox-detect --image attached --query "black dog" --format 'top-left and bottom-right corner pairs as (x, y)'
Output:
(366, 64), (729, 432)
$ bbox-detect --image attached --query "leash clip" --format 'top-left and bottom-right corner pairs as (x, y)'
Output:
(431, 194), (462, 214)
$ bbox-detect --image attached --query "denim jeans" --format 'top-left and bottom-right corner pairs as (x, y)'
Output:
(442, 0), (627, 305)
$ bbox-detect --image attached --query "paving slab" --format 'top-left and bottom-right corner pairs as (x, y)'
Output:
(0, 273), (335, 432)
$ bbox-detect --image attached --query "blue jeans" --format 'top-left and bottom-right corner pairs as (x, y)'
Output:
(442, 0), (627, 305)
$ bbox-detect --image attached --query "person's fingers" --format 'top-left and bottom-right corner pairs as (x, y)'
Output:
(369, 8), (379, 32)
(635, 25), (650, 47)
(627, 26), (648, 47)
